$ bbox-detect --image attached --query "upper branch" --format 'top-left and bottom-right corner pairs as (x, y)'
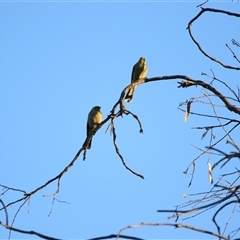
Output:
(187, 7), (240, 70)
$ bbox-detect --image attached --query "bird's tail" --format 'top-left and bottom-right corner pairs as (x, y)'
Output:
(83, 138), (92, 149)
(125, 87), (135, 102)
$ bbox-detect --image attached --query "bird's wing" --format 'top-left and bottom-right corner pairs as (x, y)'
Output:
(131, 64), (136, 83)
(86, 121), (90, 136)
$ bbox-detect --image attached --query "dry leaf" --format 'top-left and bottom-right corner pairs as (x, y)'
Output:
(184, 100), (192, 122)
(208, 161), (213, 184)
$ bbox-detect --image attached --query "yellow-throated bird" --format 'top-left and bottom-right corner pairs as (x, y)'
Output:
(125, 57), (148, 102)
(84, 106), (102, 149)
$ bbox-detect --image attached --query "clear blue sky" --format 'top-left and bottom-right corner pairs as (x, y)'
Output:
(0, 1), (239, 239)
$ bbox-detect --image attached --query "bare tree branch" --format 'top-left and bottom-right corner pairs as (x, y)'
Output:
(226, 44), (240, 64)
(187, 7), (240, 70)
(178, 78), (240, 115)
(117, 222), (229, 240)
(0, 221), (61, 240)
(88, 234), (144, 240)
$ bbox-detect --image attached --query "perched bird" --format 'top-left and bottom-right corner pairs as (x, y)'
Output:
(84, 106), (103, 149)
(125, 57), (148, 102)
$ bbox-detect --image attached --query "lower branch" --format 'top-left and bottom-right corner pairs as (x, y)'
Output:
(117, 222), (229, 240)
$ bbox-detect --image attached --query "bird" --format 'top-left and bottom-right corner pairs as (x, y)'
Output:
(125, 57), (148, 102)
(84, 106), (102, 149)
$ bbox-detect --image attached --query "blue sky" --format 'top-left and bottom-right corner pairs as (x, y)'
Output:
(0, 1), (240, 239)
